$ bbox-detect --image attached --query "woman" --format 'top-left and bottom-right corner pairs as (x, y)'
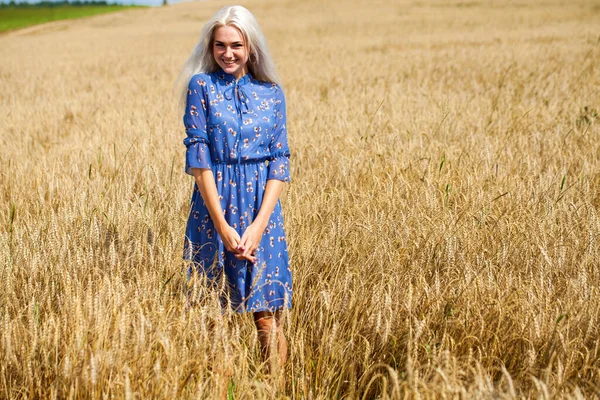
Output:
(177, 5), (292, 370)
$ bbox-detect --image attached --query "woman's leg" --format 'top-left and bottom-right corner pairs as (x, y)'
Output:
(253, 310), (288, 372)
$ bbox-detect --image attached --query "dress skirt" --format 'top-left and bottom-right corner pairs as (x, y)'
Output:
(183, 159), (292, 313)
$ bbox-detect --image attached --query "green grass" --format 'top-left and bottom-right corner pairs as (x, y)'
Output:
(0, 5), (143, 33)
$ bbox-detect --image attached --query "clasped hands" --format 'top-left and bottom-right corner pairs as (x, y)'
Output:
(217, 221), (265, 263)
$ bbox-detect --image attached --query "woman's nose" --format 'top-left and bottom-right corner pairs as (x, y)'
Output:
(225, 47), (233, 58)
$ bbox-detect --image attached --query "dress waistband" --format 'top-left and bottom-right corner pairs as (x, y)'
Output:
(212, 157), (269, 166)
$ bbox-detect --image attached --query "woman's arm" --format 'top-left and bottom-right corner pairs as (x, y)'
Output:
(238, 179), (284, 262)
(191, 168), (248, 259)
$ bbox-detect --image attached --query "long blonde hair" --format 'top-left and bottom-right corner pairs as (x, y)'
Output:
(175, 5), (281, 111)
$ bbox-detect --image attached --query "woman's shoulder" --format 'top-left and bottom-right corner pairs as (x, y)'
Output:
(249, 78), (285, 99)
(250, 77), (281, 89)
(188, 72), (219, 90)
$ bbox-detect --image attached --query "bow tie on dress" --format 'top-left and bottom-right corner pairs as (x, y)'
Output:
(224, 84), (251, 114)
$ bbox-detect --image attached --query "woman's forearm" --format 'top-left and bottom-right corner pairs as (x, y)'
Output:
(253, 179), (285, 229)
(191, 168), (228, 233)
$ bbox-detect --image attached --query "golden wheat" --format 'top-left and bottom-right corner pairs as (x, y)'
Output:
(1, 0), (599, 398)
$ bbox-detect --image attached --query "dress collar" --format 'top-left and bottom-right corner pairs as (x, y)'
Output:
(217, 69), (252, 86)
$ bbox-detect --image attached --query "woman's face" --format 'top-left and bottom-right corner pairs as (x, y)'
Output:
(213, 25), (249, 80)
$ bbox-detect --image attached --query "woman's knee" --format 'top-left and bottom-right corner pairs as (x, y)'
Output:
(254, 312), (278, 332)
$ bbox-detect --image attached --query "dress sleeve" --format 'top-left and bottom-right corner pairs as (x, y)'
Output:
(183, 76), (212, 175)
(267, 88), (291, 182)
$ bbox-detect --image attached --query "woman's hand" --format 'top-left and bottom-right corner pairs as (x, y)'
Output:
(216, 223), (242, 254)
(236, 221), (267, 263)
(217, 222), (256, 263)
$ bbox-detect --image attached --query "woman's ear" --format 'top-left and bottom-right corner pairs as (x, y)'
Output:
(249, 50), (258, 65)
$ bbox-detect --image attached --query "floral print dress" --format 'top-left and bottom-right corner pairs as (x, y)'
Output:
(182, 69), (292, 313)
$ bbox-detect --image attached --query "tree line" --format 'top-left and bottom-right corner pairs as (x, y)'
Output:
(0, 1), (129, 7)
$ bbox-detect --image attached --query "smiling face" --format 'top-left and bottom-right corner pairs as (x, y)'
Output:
(212, 25), (249, 80)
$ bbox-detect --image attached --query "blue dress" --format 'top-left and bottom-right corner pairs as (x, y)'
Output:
(182, 69), (292, 313)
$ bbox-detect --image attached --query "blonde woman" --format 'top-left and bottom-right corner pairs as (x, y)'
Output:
(177, 5), (291, 370)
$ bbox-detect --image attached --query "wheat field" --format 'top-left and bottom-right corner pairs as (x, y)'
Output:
(1, 0), (600, 398)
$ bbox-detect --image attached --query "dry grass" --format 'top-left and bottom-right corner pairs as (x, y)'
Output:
(1, 0), (600, 398)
